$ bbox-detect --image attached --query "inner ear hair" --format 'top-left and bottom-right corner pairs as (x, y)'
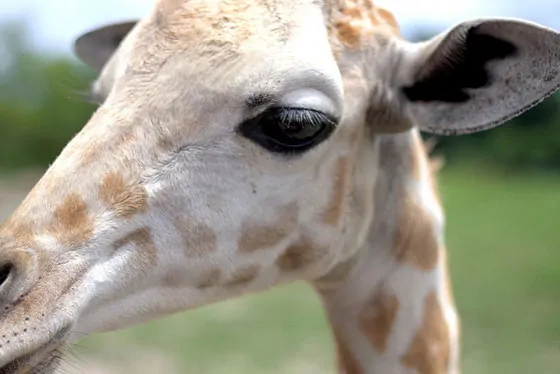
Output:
(397, 18), (560, 136)
(402, 24), (518, 103)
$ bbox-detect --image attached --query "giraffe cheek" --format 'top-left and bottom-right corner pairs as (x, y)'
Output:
(173, 216), (218, 256)
(98, 172), (149, 219)
(236, 203), (299, 253)
(46, 193), (95, 247)
(113, 228), (159, 270)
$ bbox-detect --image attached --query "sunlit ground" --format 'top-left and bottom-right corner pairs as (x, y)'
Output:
(1, 165), (558, 374)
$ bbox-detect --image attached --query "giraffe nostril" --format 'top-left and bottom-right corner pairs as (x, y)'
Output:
(0, 263), (13, 288)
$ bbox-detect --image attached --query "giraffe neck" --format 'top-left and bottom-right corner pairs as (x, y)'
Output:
(313, 130), (461, 374)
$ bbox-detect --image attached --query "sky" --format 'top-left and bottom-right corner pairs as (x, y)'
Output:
(1, 0), (560, 57)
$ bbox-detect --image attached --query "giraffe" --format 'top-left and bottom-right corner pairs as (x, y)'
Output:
(1, 0), (559, 372)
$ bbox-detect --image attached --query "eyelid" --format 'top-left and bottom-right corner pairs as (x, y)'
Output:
(249, 106), (339, 126)
(275, 107), (339, 126)
(279, 88), (339, 118)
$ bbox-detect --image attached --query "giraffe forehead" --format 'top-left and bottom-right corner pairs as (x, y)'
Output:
(149, 0), (400, 46)
(119, 0), (334, 92)
(149, 0), (296, 48)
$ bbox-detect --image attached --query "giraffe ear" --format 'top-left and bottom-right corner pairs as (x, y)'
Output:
(73, 21), (138, 72)
(399, 18), (560, 135)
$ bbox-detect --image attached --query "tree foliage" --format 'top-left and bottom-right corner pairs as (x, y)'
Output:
(0, 21), (96, 170)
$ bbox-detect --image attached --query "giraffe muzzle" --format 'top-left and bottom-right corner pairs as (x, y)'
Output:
(0, 324), (72, 374)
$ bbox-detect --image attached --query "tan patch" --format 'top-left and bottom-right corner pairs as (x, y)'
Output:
(238, 203), (298, 253)
(334, 16), (363, 48)
(0, 219), (34, 245)
(276, 235), (322, 272)
(228, 265), (260, 286)
(174, 216), (217, 256)
(394, 194), (439, 270)
(195, 268), (222, 288)
(47, 193), (93, 246)
(359, 291), (400, 352)
(401, 291), (450, 374)
(333, 0), (400, 48)
(99, 172), (148, 219)
(333, 328), (363, 374)
(113, 227), (158, 267)
(323, 156), (352, 227)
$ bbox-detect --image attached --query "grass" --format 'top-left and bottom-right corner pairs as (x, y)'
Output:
(8, 165), (560, 373)
(440, 166), (560, 373)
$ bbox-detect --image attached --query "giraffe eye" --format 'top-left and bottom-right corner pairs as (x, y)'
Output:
(238, 107), (337, 154)
(0, 263), (13, 290)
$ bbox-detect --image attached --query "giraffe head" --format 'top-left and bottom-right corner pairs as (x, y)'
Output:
(1, 0), (559, 371)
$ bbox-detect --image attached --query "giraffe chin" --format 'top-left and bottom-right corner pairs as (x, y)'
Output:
(0, 325), (71, 374)
(1, 349), (63, 374)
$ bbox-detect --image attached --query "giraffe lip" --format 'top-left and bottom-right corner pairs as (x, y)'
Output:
(1, 341), (63, 374)
(0, 325), (71, 373)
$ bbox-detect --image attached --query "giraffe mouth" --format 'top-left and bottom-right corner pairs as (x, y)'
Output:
(1, 348), (63, 374)
(0, 325), (71, 374)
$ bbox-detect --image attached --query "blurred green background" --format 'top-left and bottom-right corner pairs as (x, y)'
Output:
(0, 17), (559, 374)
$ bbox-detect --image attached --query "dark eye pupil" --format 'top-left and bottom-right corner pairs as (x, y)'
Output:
(238, 107), (337, 154)
(273, 114), (321, 140)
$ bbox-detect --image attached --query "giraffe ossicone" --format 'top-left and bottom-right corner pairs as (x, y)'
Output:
(1, 0), (559, 372)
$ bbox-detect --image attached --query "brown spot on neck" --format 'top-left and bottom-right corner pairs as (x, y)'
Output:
(333, 328), (364, 374)
(276, 234), (323, 272)
(401, 291), (450, 373)
(47, 193), (94, 246)
(359, 291), (400, 352)
(195, 267), (222, 288)
(99, 172), (148, 219)
(113, 227), (158, 268)
(174, 216), (217, 256)
(322, 156), (352, 227)
(228, 265), (260, 286)
(319, 297), (364, 374)
(394, 194), (439, 271)
(238, 202), (298, 253)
